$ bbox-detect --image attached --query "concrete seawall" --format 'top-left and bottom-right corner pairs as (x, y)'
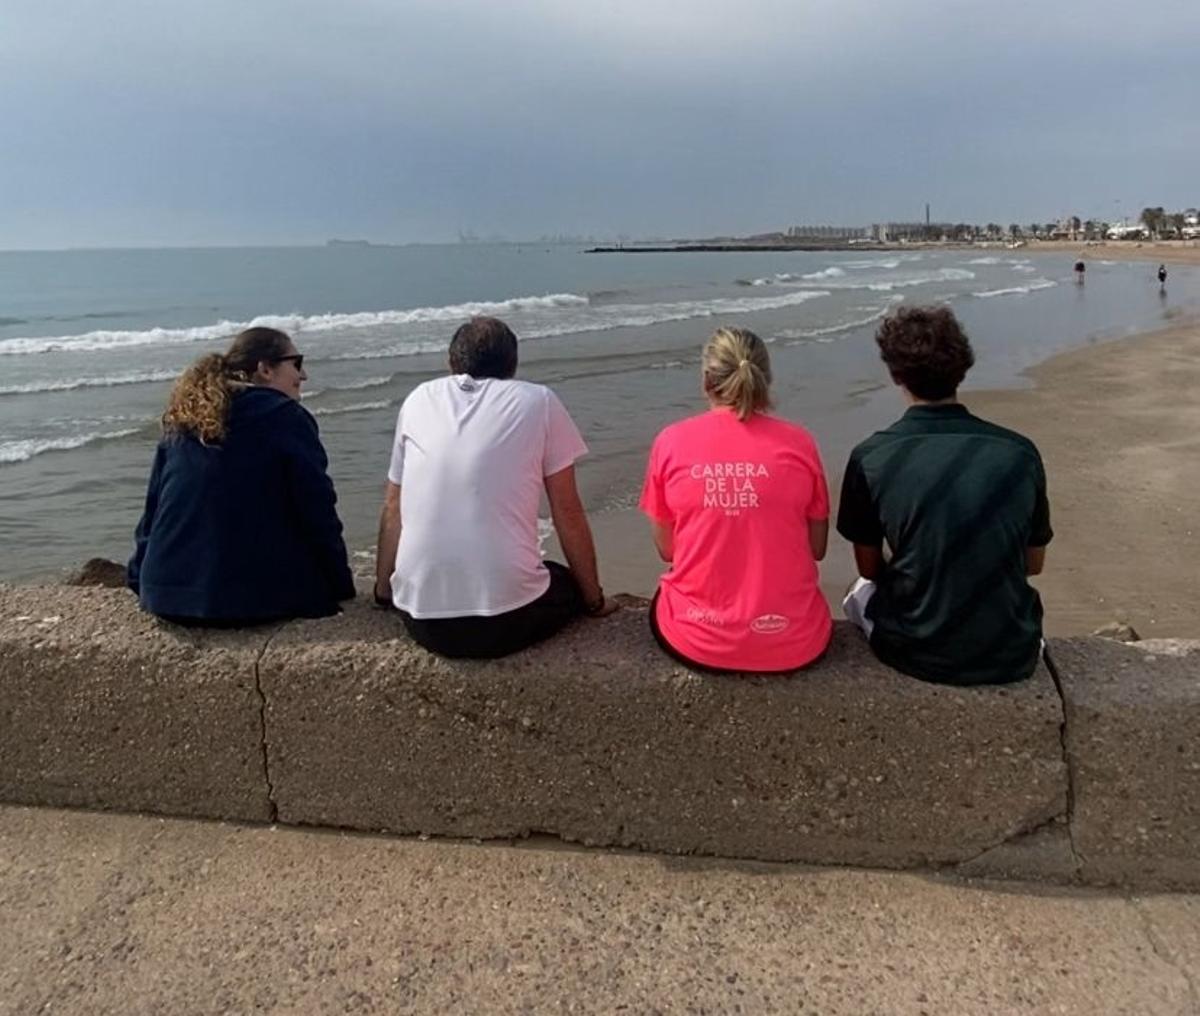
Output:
(2, 585), (1197, 889)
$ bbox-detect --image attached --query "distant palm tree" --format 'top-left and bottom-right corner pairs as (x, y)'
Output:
(1009, 224), (1022, 238)
(1140, 207), (1166, 237)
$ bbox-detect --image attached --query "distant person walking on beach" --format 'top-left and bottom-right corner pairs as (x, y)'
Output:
(1074, 259), (1086, 284)
(375, 315), (616, 658)
(1158, 264), (1168, 290)
(836, 307), (1053, 686)
(639, 327), (832, 673)
(128, 327), (355, 624)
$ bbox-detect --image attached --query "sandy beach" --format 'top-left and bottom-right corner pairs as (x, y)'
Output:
(972, 316), (1200, 637)
(1022, 238), (1200, 267)
(591, 313), (1200, 639)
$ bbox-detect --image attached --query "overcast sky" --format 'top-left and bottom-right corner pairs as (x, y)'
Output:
(2, 0), (1198, 248)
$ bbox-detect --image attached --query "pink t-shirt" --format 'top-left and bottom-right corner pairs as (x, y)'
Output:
(639, 409), (832, 671)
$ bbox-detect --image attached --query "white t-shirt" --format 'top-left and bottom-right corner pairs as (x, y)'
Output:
(387, 375), (588, 618)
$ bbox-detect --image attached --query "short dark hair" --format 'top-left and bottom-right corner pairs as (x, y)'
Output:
(875, 306), (975, 401)
(448, 316), (518, 379)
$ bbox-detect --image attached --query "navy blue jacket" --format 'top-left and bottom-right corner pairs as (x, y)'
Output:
(128, 386), (356, 621)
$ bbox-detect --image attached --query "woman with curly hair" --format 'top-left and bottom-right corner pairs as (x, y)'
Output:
(128, 327), (355, 624)
(639, 326), (832, 673)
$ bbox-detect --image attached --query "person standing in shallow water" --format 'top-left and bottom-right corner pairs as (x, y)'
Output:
(1074, 259), (1086, 284)
(836, 306), (1053, 686)
(128, 327), (355, 624)
(1158, 264), (1168, 291)
(639, 326), (832, 673)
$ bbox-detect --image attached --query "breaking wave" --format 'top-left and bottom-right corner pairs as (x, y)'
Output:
(0, 369), (179, 396)
(308, 400), (393, 417)
(972, 279), (1057, 298)
(0, 293), (592, 356)
(0, 428), (143, 464)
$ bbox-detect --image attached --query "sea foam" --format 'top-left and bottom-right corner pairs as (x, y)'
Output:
(0, 428), (143, 464)
(972, 279), (1057, 298)
(0, 369), (179, 397)
(0, 293), (591, 357)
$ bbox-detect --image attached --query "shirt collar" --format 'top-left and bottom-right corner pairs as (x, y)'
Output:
(902, 402), (970, 420)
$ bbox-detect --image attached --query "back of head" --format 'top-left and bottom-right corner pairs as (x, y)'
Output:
(875, 306), (974, 401)
(161, 326), (293, 443)
(702, 327), (772, 421)
(448, 316), (518, 379)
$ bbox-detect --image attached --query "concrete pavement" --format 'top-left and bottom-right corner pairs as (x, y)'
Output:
(2, 805), (1197, 1015)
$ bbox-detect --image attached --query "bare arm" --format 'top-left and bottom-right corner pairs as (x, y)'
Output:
(651, 519), (674, 563)
(374, 481), (401, 605)
(544, 465), (615, 615)
(808, 518), (829, 562)
(852, 543), (884, 581)
(1026, 546), (1046, 576)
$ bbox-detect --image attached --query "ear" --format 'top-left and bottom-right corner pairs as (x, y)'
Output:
(253, 360), (274, 383)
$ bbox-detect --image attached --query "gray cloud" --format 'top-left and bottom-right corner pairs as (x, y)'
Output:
(2, 0), (1198, 246)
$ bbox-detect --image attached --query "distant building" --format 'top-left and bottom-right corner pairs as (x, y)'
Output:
(786, 224), (871, 241)
(879, 222), (954, 242)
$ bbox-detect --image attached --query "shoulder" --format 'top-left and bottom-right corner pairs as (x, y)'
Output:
(759, 413), (823, 451)
(846, 427), (897, 465)
(504, 379), (557, 405)
(403, 376), (450, 404)
(962, 410), (1046, 463)
(652, 411), (711, 446)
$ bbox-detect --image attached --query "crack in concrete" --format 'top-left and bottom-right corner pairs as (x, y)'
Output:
(1041, 646), (1084, 877)
(1130, 898), (1200, 1009)
(253, 627), (283, 823)
(950, 808), (1068, 870)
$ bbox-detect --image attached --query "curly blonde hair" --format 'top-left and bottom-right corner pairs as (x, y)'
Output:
(702, 326), (772, 421)
(161, 327), (292, 443)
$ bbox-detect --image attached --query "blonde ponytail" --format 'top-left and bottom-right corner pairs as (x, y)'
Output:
(702, 327), (772, 421)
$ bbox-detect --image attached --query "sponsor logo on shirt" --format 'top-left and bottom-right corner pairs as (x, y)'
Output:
(686, 607), (725, 626)
(750, 614), (790, 634)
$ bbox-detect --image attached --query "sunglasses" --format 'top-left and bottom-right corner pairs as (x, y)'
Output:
(274, 354), (305, 370)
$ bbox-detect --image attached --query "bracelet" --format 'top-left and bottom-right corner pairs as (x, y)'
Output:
(584, 589), (606, 614)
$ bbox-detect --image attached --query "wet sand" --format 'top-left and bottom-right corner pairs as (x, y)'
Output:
(589, 317), (1200, 638)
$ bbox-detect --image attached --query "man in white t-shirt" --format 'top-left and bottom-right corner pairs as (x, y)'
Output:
(374, 316), (616, 657)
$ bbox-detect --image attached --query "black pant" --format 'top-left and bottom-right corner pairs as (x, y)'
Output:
(399, 561), (583, 659)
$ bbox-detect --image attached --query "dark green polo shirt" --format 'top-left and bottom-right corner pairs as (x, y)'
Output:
(836, 403), (1052, 686)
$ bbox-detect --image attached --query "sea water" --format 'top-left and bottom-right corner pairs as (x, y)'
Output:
(1, 244), (1196, 580)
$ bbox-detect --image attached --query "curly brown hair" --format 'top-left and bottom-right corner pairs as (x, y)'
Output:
(875, 306), (975, 401)
(161, 327), (292, 443)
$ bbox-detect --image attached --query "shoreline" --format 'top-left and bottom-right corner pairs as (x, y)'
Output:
(587, 238), (1200, 263)
(588, 314), (1200, 638)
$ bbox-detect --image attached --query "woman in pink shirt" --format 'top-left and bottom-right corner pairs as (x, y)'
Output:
(640, 327), (832, 672)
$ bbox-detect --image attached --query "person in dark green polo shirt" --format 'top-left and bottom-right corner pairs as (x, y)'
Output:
(836, 306), (1052, 686)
